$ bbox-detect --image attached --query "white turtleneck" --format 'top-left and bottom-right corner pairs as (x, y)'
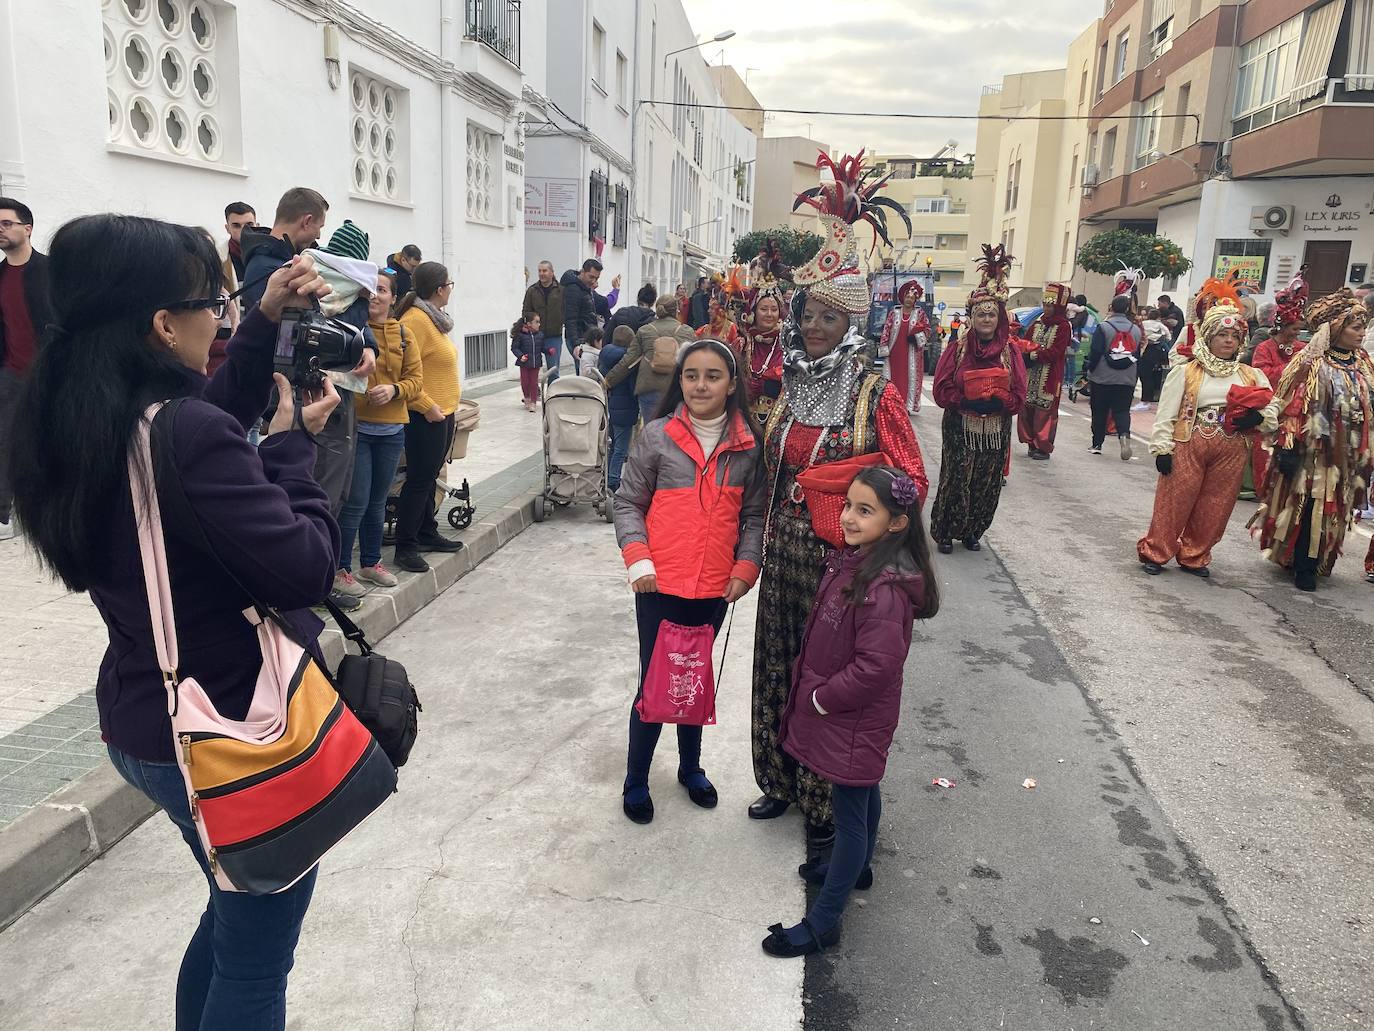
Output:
(625, 409), (731, 586)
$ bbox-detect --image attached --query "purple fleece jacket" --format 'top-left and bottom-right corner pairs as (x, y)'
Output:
(778, 547), (924, 787)
(87, 308), (340, 763)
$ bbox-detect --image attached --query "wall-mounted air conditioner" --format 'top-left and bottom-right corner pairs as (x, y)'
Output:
(1081, 163), (1100, 188)
(1249, 205), (1294, 233)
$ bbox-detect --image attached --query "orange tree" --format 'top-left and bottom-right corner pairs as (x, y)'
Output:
(1077, 229), (1192, 281)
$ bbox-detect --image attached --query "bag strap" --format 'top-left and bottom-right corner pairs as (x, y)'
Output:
(127, 403), (182, 714)
(149, 399), (376, 656)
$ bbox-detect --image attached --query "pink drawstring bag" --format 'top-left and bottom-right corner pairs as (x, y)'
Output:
(637, 621), (719, 726)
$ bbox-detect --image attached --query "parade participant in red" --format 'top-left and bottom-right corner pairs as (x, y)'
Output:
(1015, 282), (1072, 460)
(1250, 269), (1309, 492)
(1251, 288), (1374, 591)
(879, 280), (929, 414)
(750, 150), (925, 846)
(930, 245), (1028, 553)
(1138, 303), (1275, 577)
(740, 241), (789, 422)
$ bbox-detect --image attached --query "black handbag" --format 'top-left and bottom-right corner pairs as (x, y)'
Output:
(151, 400), (421, 770)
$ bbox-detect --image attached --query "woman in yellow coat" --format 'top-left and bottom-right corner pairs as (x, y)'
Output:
(394, 261), (463, 572)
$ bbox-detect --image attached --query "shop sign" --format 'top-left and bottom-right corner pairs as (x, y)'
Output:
(525, 177), (578, 232)
(1302, 194), (1363, 234)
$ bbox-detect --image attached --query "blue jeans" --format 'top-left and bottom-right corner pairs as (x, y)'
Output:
(107, 746), (317, 1031)
(807, 783), (881, 935)
(338, 430), (404, 570)
(608, 422), (633, 491)
(637, 392), (662, 425)
(565, 329), (581, 376)
(545, 333), (564, 383)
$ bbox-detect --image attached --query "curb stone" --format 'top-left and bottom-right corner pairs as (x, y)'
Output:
(0, 490), (540, 931)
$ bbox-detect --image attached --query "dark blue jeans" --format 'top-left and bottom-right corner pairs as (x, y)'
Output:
(637, 392), (662, 425)
(107, 746), (317, 1031)
(625, 592), (728, 793)
(338, 429), (405, 569)
(608, 422), (634, 491)
(807, 783), (881, 935)
(545, 333), (564, 383)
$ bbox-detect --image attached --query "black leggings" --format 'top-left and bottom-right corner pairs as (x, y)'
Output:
(1089, 383), (1134, 446)
(395, 411), (453, 547)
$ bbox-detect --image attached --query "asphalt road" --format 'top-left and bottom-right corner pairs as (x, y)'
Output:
(805, 394), (1373, 1030)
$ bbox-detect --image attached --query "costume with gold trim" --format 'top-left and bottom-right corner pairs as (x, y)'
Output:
(879, 279), (930, 414)
(1248, 288), (1374, 585)
(1015, 282), (1073, 456)
(751, 152), (926, 828)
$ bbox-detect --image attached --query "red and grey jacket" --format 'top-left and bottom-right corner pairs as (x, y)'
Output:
(613, 405), (766, 599)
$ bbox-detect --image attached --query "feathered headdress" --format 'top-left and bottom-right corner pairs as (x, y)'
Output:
(967, 244), (1013, 311)
(1192, 270), (1243, 320)
(1272, 266), (1309, 329)
(791, 150), (910, 316)
(1114, 264), (1144, 298)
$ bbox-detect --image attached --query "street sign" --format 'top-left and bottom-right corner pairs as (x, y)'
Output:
(937, 302), (947, 312)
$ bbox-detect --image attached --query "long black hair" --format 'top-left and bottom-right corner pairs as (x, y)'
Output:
(393, 260), (449, 320)
(845, 465), (940, 620)
(9, 214), (221, 590)
(651, 337), (762, 442)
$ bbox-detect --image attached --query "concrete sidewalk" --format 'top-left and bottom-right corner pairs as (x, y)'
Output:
(0, 511), (805, 1031)
(0, 375), (547, 927)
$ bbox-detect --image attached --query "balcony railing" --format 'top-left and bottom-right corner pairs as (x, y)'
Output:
(465, 0), (521, 68)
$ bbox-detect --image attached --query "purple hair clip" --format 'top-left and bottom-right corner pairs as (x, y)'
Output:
(889, 472), (919, 508)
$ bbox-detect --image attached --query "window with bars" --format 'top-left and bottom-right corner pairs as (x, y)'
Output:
(464, 330), (507, 376)
(103, 0), (239, 165)
(613, 183), (629, 248)
(589, 170), (608, 242)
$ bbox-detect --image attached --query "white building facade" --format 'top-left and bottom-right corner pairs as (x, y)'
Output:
(522, 0), (756, 306)
(0, 0), (537, 381)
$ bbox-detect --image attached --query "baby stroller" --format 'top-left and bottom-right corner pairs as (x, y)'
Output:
(533, 370), (613, 523)
(382, 450), (475, 545)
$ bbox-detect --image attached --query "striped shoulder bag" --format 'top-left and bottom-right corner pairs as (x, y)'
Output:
(129, 403), (396, 894)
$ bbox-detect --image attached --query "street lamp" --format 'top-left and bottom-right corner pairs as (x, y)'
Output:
(1147, 149), (1198, 173)
(664, 31), (736, 72)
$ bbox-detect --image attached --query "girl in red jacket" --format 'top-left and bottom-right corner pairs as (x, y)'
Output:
(612, 338), (767, 825)
(764, 464), (940, 957)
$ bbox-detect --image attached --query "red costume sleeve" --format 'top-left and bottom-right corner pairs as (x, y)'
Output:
(1251, 339), (1282, 385)
(875, 384), (929, 504)
(931, 337), (964, 409)
(1006, 343), (1029, 412)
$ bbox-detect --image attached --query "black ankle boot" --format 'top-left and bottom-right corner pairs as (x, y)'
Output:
(748, 795), (790, 820)
(806, 821), (835, 851)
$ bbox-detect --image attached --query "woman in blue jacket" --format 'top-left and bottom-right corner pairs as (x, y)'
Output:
(9, 214), (339, 1030)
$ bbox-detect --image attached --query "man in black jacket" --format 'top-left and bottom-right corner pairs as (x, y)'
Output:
(688, 276), (711, 329)
(239, 187), (330, 311)
(558, 258), (602, 380)
(1155, 294), (1187, 344)
(0, 198), (53, 540)
(608, 283), (657, 341)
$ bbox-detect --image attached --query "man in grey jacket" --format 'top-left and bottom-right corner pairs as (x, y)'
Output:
(603, 296), (695, 423)
(1086, 295), (1142, 459)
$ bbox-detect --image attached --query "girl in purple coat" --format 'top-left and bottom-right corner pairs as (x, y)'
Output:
(763, 465), (940, 957)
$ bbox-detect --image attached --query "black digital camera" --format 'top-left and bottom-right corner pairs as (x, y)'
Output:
(274, 307), (366, 391)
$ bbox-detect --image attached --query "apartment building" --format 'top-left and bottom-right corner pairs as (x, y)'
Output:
(753, 135), (833, 236)
(1083, 0), (1374, 303)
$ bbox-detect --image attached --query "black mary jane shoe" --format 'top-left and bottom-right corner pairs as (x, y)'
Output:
(937, 541), (954, 555)
(622, 794), (654, 825)
(963, 537), (982, 552)
(798, 858), (873, 890)
(1141, 562), (1164, 575)
(761, 919), (840, 958)
(805, 822), (835, 851)
(678, 769), (718, 809)
(748, 795), (791, 820)
(1179, 564), (1210, 579)
(1030, 450), (1050, 461)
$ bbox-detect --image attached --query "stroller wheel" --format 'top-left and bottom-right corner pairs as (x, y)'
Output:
(448, 506), (474, 530)
(603, 500), (615, 524)
(532, 495), (547, 523)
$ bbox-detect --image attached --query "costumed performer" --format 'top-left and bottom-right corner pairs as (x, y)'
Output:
(879, 280), (929, 414)
(740, 241), (790, 423)
(1016, 282), (1073, 460)
(929, 245), (1028, 553)
(749, 151), (927, 847)
(1138, 302), (1275, 577)
(1249, 269), (1309, 494)
(696, 270), (742, 348)
(1251, 288), (1374, 592)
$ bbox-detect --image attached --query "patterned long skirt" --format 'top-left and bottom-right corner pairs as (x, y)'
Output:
(751, 509), (834, 827)
(1136, 428), (1248, 569)
(930, 410), (1009, 545)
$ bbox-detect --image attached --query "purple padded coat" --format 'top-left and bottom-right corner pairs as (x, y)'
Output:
(778, 548), (924, 787)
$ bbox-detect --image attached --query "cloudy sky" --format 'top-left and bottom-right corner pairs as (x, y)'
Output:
(680, 0), (1093, 159)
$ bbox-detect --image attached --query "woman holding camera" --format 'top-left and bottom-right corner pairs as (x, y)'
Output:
(393, 261), (463, 573)
(8, 214), (337, 1029)
(334, 269), (423, 595)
